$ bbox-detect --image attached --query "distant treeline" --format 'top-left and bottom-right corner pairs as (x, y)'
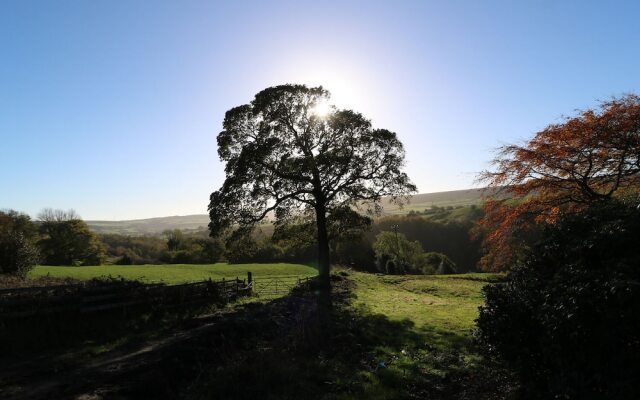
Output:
(1, 205), (483, 274)
(99, 205), (483, 272)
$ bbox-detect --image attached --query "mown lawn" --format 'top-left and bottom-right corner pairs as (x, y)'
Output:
(29, 263), (317, 284)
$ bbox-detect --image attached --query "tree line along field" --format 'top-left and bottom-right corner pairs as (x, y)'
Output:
(28, 263), (317, 285)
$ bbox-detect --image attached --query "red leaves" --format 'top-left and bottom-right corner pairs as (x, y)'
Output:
(476, 94), (640, 271)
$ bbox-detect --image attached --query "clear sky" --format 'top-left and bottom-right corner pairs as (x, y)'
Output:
(1, 1), (639, 220)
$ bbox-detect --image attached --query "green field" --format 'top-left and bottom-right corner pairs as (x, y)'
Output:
(11, 266), (508, 398)
(351, 271), (501, 342)
(29, 263), (317, 284)
(337, 271), (505, 398)
(184, 270), (506, 398)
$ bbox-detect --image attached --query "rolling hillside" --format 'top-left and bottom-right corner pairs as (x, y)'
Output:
(87, 188), (488, 235)
(87, 214), (210, 235)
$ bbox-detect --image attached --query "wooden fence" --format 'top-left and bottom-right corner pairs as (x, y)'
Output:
(0, 272), (315, 320)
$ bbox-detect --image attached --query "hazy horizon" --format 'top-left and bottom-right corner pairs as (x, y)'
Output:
(2, 1), (639, 220)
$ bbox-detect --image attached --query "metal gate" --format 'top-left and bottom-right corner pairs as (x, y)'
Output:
(250, 275), (311, 297)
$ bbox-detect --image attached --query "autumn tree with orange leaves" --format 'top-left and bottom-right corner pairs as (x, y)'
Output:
(476, 94), (640, 271)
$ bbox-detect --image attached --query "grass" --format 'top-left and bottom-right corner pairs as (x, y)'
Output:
(351, 271), (502, 340)
(186, 271), (511, 399)
(3, 268), (513, 398)
(339, 271), (509, 398)
(28, 263), (318, 284)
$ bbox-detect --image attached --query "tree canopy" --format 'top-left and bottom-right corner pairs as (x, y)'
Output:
(209, 84), (415, 288)
(477, 94), (640, 270)
(38, 209), (105, 266)
(372, 230), (426, 274)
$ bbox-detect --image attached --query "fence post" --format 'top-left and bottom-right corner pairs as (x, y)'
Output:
(247, 271), (253, 294)
(222, 277), (226, 300)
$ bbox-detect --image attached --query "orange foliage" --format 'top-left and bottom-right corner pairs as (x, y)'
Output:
(476, 94), (640, 271)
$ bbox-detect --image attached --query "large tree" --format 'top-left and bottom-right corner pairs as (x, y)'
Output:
(209, 85), (415, 290)
(477, 94), (640, 271)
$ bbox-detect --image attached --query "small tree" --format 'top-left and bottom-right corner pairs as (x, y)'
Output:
(209, 85), (415, 292)
(38, 209), (105, 266)
(372, 231), (427, 274)
(163, 229), (184, 251)
(477, 94), (640, 271)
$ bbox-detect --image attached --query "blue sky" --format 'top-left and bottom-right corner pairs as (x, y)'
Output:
(1, 0), (639, 220)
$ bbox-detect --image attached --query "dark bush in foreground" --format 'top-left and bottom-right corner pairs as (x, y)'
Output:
(476, 201), (640, 399)
(0, 210), (39, 277)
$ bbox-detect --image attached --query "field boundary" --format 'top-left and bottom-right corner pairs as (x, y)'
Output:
(0, 277), (250, 319)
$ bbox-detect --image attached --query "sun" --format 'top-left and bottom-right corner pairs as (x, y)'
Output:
(310, 101), (331, 118)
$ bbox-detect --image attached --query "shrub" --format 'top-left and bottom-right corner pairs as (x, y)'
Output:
(423, 252), (456, 274)
(0, 232), (40, 277)
(372, 231), (427, 274)
(116, 252), (134, 265)
(475, 201), (640, 399)
(0, 210), (40, 277)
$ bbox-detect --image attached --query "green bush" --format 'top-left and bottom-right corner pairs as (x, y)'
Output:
(423, 252), (456, 274)
(0, 231), (40, 277)
(475, 201), (640, 399)
(0, 210), (39, 277)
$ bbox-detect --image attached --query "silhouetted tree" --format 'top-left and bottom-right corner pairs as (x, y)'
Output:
(209, 85), (415, 293)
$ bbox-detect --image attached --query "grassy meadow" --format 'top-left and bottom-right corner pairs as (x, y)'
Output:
(29, 263), (317, 284)
(5, 265), (511, 398)
(186, 270), (510, 399)
(308, 271), (510, 399)
(351, 272), (503, 340)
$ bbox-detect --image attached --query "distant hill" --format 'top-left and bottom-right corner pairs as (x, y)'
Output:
(378, 187), (486, 214)
(87, 214), (210, 235)
(87, 188), (488, 235)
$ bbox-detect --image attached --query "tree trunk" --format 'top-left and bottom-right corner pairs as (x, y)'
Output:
(315, 202), (331, 306)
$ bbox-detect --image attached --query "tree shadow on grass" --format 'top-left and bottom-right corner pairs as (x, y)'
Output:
(0, 276), (515, 400)
(184, 277), (515, 400)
